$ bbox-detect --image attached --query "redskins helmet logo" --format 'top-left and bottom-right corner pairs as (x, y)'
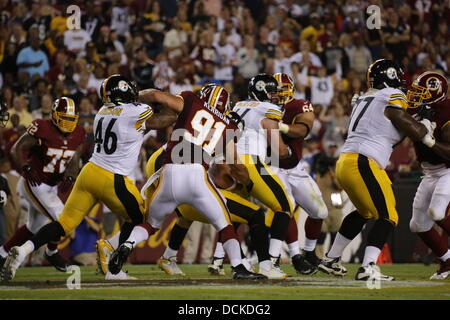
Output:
(426, 77), (442, 94)
(118, 80), (130, 92)
(386, 67), (397, 80)
(255, 80), (266, 91)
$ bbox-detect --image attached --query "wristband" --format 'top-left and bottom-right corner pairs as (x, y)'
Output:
(278, 122), (289, 134)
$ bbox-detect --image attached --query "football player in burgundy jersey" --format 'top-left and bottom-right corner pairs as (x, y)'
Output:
(108, 85), (267, 280)
(407, 71), (450, 279)
(0, 97), (85, 273)
(272, 73), (329, 275)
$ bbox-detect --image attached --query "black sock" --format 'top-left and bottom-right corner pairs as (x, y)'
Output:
(119, 222), (135, 245)
(339, 210), (368, 240)
(168, 224), (189, 251)
(367, 219), (395, 250)
(270, 211), (290, 241)
(248, 210), (270, 262)
(317, 232), (327, 245)
(31, 222), (65, 250)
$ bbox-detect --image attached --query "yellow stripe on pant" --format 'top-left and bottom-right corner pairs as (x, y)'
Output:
(336, 153), (398, 225)
(58, 162), (145, 234)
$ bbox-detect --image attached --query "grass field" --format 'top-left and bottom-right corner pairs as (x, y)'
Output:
(0, 263), (449, 300)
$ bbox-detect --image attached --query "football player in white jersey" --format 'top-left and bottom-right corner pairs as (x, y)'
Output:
(233, 74), (295, 277)
(1, 75), (172, 282)
(318, 59), (437, 281)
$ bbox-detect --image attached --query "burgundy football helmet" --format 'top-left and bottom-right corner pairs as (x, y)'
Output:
(407, 71), (448, 108)
(51, 97), (79, 133)
(274, 72), (295, 105)
(0, 99), (10, 128)
(199, 84), (230, 112)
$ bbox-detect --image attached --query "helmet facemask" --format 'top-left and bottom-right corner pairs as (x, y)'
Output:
(0, 111), (10, 128)
(52, 111), (79, 133)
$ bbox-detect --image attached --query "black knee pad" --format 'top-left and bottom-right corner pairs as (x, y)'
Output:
(31, 221), (65, 250)
(248, 209), (265, 228)
(339, 210), (368, 240)
(367, 218), (395, 250)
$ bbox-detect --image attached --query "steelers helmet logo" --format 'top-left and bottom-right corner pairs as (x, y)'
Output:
(255, 80), (265, 91)
(118, 80), (130, 92)
(386, 67), (397, 80)
(426, 77), (442, 93)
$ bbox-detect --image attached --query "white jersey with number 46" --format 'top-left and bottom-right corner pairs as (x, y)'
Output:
(341, 88), (408, 169)
(90, 102), (153, 176)
(233, 100), (283, 161)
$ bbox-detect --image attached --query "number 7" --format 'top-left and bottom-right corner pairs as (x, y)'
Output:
(351, 97), (374, 131)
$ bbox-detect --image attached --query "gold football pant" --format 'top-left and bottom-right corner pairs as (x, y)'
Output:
(58, 162), (145, 234)
(336, 153), (398, 225)
(240, 154), (294, 215)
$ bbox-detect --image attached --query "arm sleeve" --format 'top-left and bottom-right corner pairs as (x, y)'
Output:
(135, 104), (154, 131)
(264, 106), (283, 121)
(386, 90), (409, 110)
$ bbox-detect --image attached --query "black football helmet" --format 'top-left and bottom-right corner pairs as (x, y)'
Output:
(367, 59), (405, 90)
(226, 110), (245, 132)
(248, 74), (280, 103)
(0, 99), (10, 128)
(100, 74), (138, 106)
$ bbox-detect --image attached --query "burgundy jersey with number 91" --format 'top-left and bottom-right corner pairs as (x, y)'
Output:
(26, 119), (86, 186)
(165, 91), (238, 169)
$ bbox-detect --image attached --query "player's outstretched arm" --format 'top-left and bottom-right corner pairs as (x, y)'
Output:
(139, 89), (184, 114)
(145, 107), (178, 130)
(11, 132), (38, 169)
(429, 124), (450, 160)
(279, 111), (314, 139)
(261, 118), (289, 158)
(385, 107), (428, 142)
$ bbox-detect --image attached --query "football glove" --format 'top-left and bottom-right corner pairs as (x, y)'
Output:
(22, 165), (42, 187)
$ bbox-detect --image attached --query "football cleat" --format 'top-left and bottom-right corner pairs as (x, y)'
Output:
(1, 246), (27, 282)
(105, 270), (138, 280)
(44, 251), (70, 272)
(232, 264), (268, 280)
(430, 259), (450, 280)
(96, 239), (114, 275)
(208, 257), (226, 276)
(292, 250), (320, 275)
(271, 255), (288, 278)
(258, 262), (288, 279)
(108, 241), (133, 275)
(355, 262), (394, 281)
(157, 256), (185, 276)
(318, 256), (347, 276)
